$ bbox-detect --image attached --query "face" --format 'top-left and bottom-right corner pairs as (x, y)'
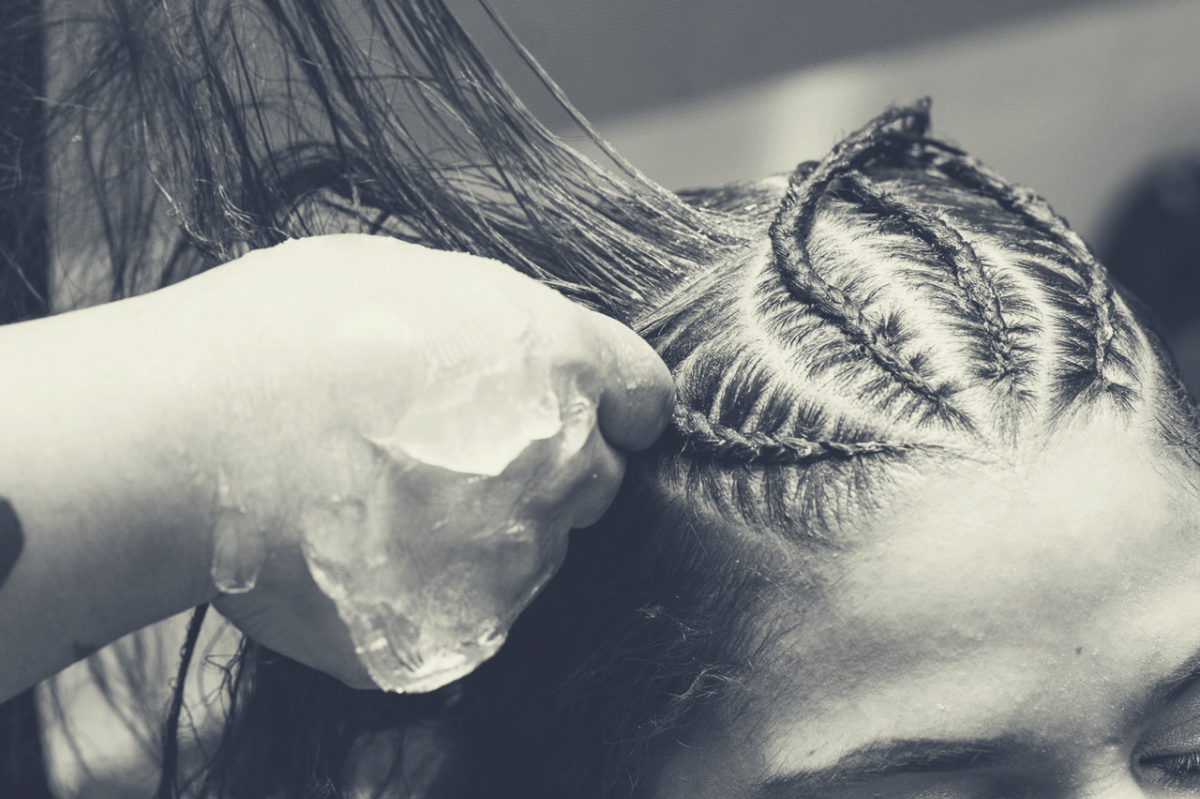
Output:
(651, 424), (1200, 799)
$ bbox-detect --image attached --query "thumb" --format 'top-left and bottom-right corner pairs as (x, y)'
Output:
(584, 311), (675, 452)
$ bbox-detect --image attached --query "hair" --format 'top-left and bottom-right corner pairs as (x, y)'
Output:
(37, 1), (1200, 798)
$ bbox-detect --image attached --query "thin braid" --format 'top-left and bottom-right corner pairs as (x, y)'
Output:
(768, 104), (957, 408)
(769, 105), (925, 299)
(838, 170), (1018, 381)
(922, 143), (1117, 381)
(671, 406), (911, 464)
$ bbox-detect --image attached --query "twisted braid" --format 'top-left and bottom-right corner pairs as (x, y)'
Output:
(922, 143), (1117, 383)
(769, 103), (929, 271)
(668, 101), (1132, 468)
(671, 406), (912, 464)
(768, 103), (956, 409)
(838, 170), (1018, 382)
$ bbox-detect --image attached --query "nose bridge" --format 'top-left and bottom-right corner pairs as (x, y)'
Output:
(1057, 763), (1143, 799)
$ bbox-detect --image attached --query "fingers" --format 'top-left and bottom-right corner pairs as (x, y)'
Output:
(564, 436), (627, 529)
(515, 419), (626, 529)
(583, 311), (675, 452)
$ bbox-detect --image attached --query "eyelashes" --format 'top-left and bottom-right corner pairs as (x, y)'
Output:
(1143, 751), (1200, 771)
(1139, 750), (1200, 790)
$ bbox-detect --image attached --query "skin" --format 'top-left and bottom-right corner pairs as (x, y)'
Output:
(0, 235), (673, 702)
(651, 423), (1200, 799)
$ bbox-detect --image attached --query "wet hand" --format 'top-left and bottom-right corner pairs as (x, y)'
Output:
(173, 236), (672, 691)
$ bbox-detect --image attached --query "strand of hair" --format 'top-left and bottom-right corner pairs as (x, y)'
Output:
(921, 143), (1116, 382)
(767, 104), (957, 409)
(839, 170), (1019, 382)
(671, 406), (911, 464)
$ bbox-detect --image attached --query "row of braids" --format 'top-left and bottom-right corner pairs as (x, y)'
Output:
(576, 106), (1160, 793)
(766, 105), (961, 419)
(835, 171), (1017, 384)
(666, 100), (1141, 468)
(919, 141), (1128, 404)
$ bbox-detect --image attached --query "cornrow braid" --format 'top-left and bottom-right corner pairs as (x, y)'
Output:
(489, 102), (1186, 799)
(768, 103), (961, 415)
(836, 170), (1019, 384)
(671, 406), (913, 465)
(921, 143), (1119, 387)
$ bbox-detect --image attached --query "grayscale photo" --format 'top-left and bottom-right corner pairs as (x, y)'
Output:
(1, 1), (1199, 796)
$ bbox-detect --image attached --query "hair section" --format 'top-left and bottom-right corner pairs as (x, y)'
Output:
(46, 0), (748, 318)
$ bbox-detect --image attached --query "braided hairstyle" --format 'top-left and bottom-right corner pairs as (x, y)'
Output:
(665, 102), (1142, 467)
(455, 103), (1200, 798)
(53, 1), (1199, 797)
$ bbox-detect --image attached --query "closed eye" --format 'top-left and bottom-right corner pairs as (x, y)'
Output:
(1140, 751), (1200, 790)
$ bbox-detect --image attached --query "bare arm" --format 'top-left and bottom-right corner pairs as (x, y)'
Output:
(0, 290), (219, 702)
(0, 235), (673, 701)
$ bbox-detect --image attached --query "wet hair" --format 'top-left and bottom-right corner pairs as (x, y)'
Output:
(40, 1), (1200, 798)
(46, 0), (742, 312)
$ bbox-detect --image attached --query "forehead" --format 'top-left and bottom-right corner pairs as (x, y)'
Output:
(747, 426), (1200, 773)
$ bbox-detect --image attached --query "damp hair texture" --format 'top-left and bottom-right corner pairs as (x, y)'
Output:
(47, 0), (743, 315)
(44, 1), (1200, 798)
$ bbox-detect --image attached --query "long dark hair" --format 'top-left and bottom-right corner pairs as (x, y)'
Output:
(47, 0), (744, 314)
(43, 1), (1200, 798)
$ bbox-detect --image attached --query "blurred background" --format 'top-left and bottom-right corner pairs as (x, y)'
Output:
(453, 0), (1198, 245)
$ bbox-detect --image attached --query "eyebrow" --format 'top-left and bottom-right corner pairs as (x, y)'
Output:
(755, 652), (1200, 799)
(1149, 649), (1200, 710)
(755, 737), (1024, 798)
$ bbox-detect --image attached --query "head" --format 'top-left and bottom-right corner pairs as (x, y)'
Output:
(648, 424), (1200, 799)
(65, 3), (1200, 797)
(463, 104), (1200, 799)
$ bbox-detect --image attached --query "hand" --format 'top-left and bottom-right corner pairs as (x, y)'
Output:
(169, 235), (672, 691)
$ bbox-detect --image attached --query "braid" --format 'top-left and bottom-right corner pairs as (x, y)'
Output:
(838, 170), (1019, 383)
(671, 406), (912, 465)
(769, 103), (931, 272)
(768, 104), (960, 413)
(922, 144), (1118, 384)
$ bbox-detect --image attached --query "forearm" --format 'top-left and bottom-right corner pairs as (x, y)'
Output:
(0, 293), (219, 703)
